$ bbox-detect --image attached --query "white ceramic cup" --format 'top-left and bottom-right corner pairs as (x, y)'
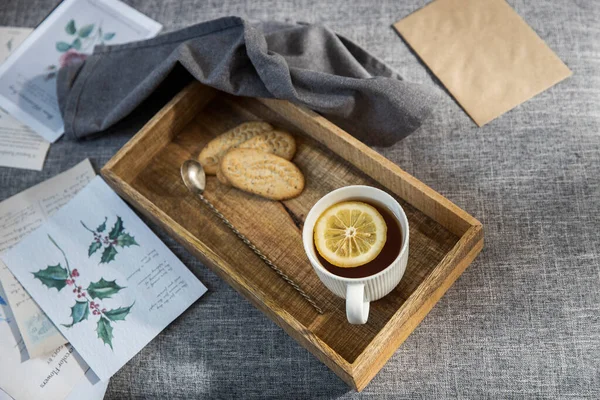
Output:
(302, 185), (409, 324)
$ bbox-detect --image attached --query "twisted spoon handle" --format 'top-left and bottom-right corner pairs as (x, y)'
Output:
(197, 193), (324, 315)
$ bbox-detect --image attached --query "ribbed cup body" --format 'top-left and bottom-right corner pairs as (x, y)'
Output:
(312, 250), (408, 301)
(303, 186), (410, 311)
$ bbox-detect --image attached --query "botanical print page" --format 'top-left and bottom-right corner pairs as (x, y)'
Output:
(0, 159), (95, 358)
(2, 176), (207, 381)
(0, 0), (162, 142)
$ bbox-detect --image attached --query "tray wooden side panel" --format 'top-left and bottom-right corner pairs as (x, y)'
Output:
(102, 82), (483, 391)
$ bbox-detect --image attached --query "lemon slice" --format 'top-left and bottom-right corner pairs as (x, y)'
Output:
(314, 201), (387, 268)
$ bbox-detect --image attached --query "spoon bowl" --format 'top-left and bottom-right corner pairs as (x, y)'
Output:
(181, 159), (206, 195)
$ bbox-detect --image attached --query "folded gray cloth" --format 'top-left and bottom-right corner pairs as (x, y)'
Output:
(58, 16), (439, 146)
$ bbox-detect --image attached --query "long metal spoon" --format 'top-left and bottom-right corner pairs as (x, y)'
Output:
(181, 159), (324, 315)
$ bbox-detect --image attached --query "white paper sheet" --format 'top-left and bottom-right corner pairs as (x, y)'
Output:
(0, 283), (88, 400)
(0, 107), (50, 171)
(65, 368), (109, 400)
(0, 159), (95, 358)
(0, 0), (162, 142)
(2, 176), (207, 381)
(0, 27), (30, 62)
(0, 27), (50, 171)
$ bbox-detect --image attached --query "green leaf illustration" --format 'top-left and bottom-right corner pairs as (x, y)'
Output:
(116, 232), (138, 247)
(88, 241), (102, 256)
(104, 303), (134, 322)
(100, 245), (118, 264)
(103, 32), (116, 41)
(56, 42), (71, 52)
(78, 24), (94, 38)
(87, 278), (124, 300)
(71, 38), (81, 50)
(65, 20), (76, 35)
(62, 300), (90, 328)
(108, 217), (124, 240)
(96, 316), (113, 349)
(32, 264), (68, 291)
(96, 217), (107, 232)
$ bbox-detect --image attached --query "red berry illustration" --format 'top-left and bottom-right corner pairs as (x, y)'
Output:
(37, 232), (135, 349)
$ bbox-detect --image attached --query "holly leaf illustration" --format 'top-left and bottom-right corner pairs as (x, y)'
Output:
(100, 245), (118, 264)
(103, 32), (115, 41)
(71, 38), (81, 50)
(104, 303), (134, 322)
(108, 217), (124, 240)
(78, 24), (94, 38)
(65, 20), (76, 35)
(32, 264), (68, 291)
(62, 300), (89, 328)
(56, 41), (70, 52)
(96, 316), (113, 349)
(96, 217), (107, 232)
(87, 278), (124, 300)
(88, 241), (102, 256)
(116, 232), (138, 248)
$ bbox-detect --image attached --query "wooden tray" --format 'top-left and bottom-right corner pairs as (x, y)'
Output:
(102, 82), (483, 391)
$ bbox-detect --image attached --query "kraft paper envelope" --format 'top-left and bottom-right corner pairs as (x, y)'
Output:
(394, 0), (572, 126)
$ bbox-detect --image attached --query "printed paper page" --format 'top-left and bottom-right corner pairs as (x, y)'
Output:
(0, 159), (95, 357)
(0, 27), (50, 171)
(0, 283), (88, 400)
(2, 176), (207, 381)
(0, 107), (50, 171)
(65, 368), (109, 400)
(0, 0), (162, 142)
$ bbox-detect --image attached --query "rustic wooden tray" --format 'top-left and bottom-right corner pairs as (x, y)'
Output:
(102, 82), (483, 391)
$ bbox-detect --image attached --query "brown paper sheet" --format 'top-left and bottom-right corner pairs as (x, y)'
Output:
(394, 0), (572, 126)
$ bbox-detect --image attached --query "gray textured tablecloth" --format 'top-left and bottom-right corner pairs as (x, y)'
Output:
(1, 1), (599, 398)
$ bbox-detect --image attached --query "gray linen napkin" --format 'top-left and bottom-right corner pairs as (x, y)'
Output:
(57, 16), (439, 146)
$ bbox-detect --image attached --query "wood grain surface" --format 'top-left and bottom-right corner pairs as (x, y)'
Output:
(102, 82), (483, 391)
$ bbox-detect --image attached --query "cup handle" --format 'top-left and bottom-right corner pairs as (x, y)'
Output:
(346, 283), (369, 324)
